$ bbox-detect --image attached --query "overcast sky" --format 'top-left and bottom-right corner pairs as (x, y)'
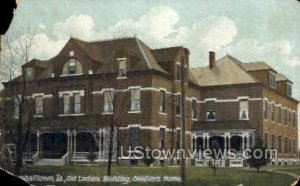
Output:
(7, 0), (300, 100)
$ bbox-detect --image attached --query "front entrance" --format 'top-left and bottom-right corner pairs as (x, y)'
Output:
(40, 133), (67, 158)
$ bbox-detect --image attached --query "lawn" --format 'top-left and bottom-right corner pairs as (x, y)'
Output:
(2, 165), (296, 186)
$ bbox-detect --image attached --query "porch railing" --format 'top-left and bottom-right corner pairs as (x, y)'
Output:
(62, 152), (69, 165)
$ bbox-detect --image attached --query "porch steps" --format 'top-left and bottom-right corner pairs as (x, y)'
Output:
(35, 158), (64, 166)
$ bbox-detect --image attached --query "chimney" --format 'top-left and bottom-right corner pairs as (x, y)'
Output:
(209, 51), (215, 69)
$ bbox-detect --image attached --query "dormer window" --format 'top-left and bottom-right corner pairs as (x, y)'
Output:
(269, 72), (276, 88)
(287, 82), (292, 97)
(62, 59), (83, 75)
(68, 60), (76, 74)
(25, 68), (34, 81)
(117, 58), (127, 78)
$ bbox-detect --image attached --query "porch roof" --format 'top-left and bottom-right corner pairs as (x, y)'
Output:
(192, 120), (256, 131)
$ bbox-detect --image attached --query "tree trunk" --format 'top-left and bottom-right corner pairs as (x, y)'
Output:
(14, 120), (23, 175)
(107, 117), (114, 176)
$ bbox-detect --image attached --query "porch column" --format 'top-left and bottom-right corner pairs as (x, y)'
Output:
(67, 129), (70, 153)
(242, 134), (245, 150)
(98, 128), (101, 160)
(246, 134), (250, 149)
(192, 137), (196, 150)
(73, 130), (77, 158)
(37, 129), (40, 153)
(228, 135), (231, 150)
(206, 135), (210, 149)
(224, 134), (227, 150)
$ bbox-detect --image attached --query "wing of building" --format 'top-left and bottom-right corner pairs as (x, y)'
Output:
(1, 37), (298, 167)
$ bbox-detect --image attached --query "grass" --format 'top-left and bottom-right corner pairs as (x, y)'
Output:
(1, 165), (296, 186)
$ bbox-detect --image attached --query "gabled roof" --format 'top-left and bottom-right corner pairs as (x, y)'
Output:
(190, 55), (258, 86)
(242, 61), (276, 72)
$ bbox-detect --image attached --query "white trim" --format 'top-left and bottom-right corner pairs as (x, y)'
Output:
(101, 112), (113, 115)
(204, 98), (217, 102)
(59, 90), (84, 97)
(128, 110), (141, 114)
(58, 113), (86, 117)
(60, 73), (83, 77)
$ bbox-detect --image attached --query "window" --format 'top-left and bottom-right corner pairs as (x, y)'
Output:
(285, 109), (288, 125)
(293, 112), (297, 126)
(117, 58), (127, 78)
(130, 88), (140, 111)
(176, 94), (181, 116)
(287, 83), (292, 97)
(278, 107), (282, 124)
(271, 103), (275, 121)
(176, 129), (181, 149)
(14, 97), (20, 118)
(62, 59), (82, 75)
(239, 99), (249, 120)
(35, 96), (43, 116)
(176, 63), (181, 81)
(264, 133), (268, 147)
(191, 99), (197, 119)
(25, 68), (34, 81)
(160, 128), (166, 150)
(74, 93), (81, 114)
(264, 100), (268, 119)
(159, 90), (166, 113)
(269, 72), (276, 88)
(68, 60), (76, 74)
(285, 137), (288, 153)
(294, 139), (297, 153)
(278, 136), (282, 153)
(288, 111), (291, 123)
(205, 101), (216, 121)
(129, 126), (140, 165)
(104, 90), (114, 113)
(63, 94), (70, 114)
(271, 134), (275, 149)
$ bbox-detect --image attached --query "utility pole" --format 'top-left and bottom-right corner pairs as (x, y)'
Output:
(180, 50), (186, 186)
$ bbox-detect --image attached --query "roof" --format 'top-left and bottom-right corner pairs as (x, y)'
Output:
(241, 61), (276, 72)
(69, 37), (168, 74)
(190, 55), (258, 86)
(192, 120), (256, 131)
(152, 46), (182, 62)
(276, 73), (291, 82)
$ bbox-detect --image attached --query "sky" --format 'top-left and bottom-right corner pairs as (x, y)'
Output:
(6, 0), (300, 100)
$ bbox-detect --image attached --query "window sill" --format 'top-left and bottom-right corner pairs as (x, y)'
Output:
(239, 118), (249, 121)
(102, 112), (113, 115)
(192, 118), (198, 121)
(60, 73), (83, 77)
(117, 77), (127, 80)
(59, 113), (85, 117)
(34, 115), (44, 118)
(128, 110), (141, 114)
(159, 112), (167, 115)
(206, 119), (216, 122)
(176, 114), (181, 118)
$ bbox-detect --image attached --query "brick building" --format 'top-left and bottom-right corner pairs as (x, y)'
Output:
(1, 37), (298, 166)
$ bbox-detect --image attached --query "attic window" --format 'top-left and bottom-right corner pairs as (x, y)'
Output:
(117, 58), (127, 78)
(62, 58), (83, 75)
(287, 82), (292, 97)
(68, 60), (76, 74)
(25, 68), (34, 81)
(269, 72), (276, 88)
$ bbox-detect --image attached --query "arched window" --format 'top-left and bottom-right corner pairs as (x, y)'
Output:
(62, 59), (83, 75)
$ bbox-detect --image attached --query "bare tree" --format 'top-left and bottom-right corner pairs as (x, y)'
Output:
(0, 30), (35, 175)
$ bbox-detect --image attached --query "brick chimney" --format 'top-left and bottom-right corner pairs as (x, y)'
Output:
(209, 51), (215, 69)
